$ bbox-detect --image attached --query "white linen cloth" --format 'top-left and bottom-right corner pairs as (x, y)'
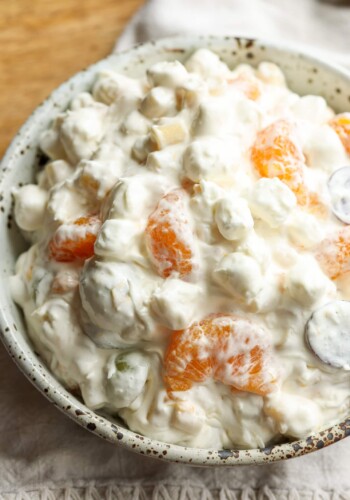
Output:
(116, 0), (350, 67)
(1, 1), (350, 498)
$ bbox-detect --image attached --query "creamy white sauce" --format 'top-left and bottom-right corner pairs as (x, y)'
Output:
(11, 49), (350, 449)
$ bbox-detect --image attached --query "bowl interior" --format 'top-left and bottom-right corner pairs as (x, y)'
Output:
(0, 36), (349, 466)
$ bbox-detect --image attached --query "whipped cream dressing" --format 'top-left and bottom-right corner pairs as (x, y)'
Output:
(11, 49), (350, 449)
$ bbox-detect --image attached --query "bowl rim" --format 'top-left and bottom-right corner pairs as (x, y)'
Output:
(0, 35), (349, 466)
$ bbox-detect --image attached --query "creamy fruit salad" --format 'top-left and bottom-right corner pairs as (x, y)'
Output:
(11, 49), (350, 449)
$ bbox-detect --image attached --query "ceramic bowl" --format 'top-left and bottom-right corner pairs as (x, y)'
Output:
(0, 36), (349, 466)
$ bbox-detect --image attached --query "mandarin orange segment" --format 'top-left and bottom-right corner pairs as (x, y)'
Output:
(228, 75), (261, 100)
(251, 120), (305, 185)
(251, 119), (325, 212)
(329, 113), (350, 154)
(164, 314), (277, 397)
(145, 190), (196, 279)
(49, 215), (101, 262)
(316, 226), (350, 280)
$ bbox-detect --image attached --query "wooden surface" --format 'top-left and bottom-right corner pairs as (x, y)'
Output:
(0, 0), (144, 157)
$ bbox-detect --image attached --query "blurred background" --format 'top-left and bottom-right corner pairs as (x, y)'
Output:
(0, 0), (144, 158)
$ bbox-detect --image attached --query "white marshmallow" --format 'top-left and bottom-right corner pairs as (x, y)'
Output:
(94, 219), (141, 262)
(215, 196), (254, 241)
(286, 257), (334, 306)
(303, 125), (348, 172)
(183, 137), (230, 182)
(146, 146), (181, 172)
(265, 392), (322, 437)
(140, 87), (176, 118)
(291, 96), (333, 124)
(150, 119), (187, 149)
(190, 180), (225, 242)
(70, 92), (97, 110)
(122, 110), (150, 135)
(213, 253), (263, 304)
(93, 71), (144, 105)
(185, 49), (230, 79)
(132, 135), (153, 162)
(147, 60), (188, 88)
(249, 178), (296, 228)
(59, 107), (107, 164)
(39, 118), (67, 161)
(76, 159), (122, 200)
(106, 174), (169, 220)
(287, 210), (325, 249)
(39, 160), (73, 189)
(194, 97), (235, 137)
(257, 62), (286, 86)
(13, 185), (48, 232)
(150, 279), (200, 330)
(236, 231), (271, 271)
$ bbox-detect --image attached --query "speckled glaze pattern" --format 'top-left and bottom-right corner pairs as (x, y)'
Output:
(0, 36), (349, 466)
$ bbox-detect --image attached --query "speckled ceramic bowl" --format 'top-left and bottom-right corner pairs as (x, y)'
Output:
(0, 36), (349, 466)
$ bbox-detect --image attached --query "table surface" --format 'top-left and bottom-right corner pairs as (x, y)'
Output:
(0, 0), (144, 158)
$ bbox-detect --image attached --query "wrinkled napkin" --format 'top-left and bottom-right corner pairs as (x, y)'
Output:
(1, 0), (350, 498)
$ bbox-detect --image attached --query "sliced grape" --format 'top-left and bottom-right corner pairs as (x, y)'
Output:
(328, 166), (350, 224)
(305, 300), (350, 370)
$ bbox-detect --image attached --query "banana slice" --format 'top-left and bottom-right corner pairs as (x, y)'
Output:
(328, 166), (350, 224)
(305, 300), (350, 370)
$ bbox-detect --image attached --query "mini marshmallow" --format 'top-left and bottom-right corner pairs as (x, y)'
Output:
(39, 117), (67, 161)
(185, 49), (230, 79)
(291, 96), (333, 124)
(76, 159), (123, 200)
(303, 125), (348, 172)
(213, 253), (263, 304)
(140, 87), (176, 118)
(183, 137), (230, 182)
(147, 60), (188, 88)
(257, 62), (286, 86)
(249, 178), (296, 228)
(150, 279), (200, 330)
(190, 180), (225, 242)
(287, 210), (325, 249)
(70, 92), (96, 110)
(93, 71), (144, 105)
(40, 160), (74, 188)
(132, 135), (154, 162)
(150, 120), (187, 150)
(215, 196), (254, 241)
(13, 184), (48, 232)
(194, 97), (235, 137)
(286, 257), (334, 306)
(146, 147), (181, 172)
(236, 231), (271, 271)
(265, 392), (322, 437)
(94, 219), (141, 262)
(59, 107), (107, 164)
(121, 110), (150, 135)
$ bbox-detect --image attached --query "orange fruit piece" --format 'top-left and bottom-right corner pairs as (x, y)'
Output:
(251, 119), (305, 188)
(251, 119), (326, 213)
(164, 313), (277, 397)
(49, 215), (101, 262)
(316, 226), (350, 280)
(329, 113), (350, 154)
(227, 75), (261, 100)
(145, 189), (195, 279)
